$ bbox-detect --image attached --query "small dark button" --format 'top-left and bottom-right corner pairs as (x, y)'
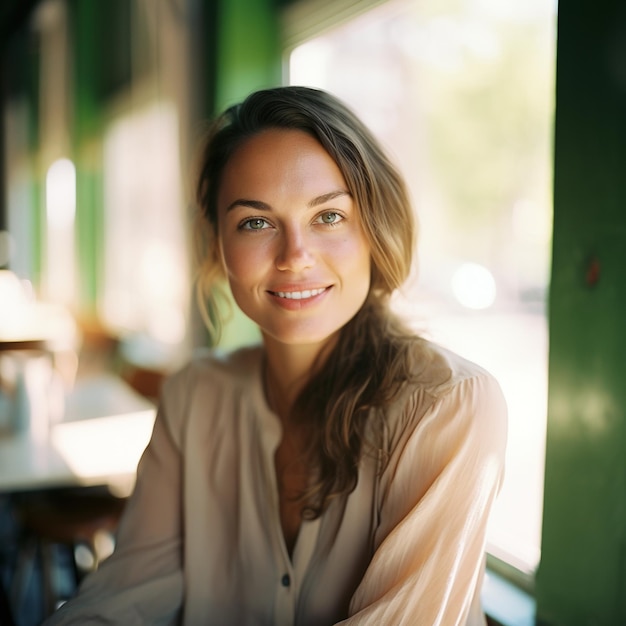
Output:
(281, 574), (290, 587)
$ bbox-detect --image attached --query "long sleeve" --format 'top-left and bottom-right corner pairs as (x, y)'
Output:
(43, 405), (185, 625)
(340, 372), (507, 626)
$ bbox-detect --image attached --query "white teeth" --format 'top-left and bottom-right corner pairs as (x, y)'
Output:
(275, 288), (325, 300)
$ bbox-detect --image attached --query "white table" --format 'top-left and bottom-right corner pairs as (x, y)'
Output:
(0, 374), (157, 496)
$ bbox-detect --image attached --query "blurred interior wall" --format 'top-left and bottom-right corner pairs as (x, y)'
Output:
(1, 0), (282, 358)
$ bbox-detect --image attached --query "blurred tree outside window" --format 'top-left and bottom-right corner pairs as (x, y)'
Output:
(288, 0), (556, 580)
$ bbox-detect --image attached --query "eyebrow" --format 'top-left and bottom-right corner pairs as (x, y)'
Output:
(308, 190), (351, 208)
(225, 189), (351, 213)
(225, 199), (270, 212)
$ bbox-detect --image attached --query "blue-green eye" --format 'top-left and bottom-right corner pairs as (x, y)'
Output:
(317, 212), (343, 225)
(241, 218), (269, 230)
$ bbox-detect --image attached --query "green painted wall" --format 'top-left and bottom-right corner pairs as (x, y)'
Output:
(70, 0), (101, 140)
(535, 1), (626, 623)
(69, 0), (125, 315)
(215, 0), (282, 109)
(74, 168), (103, 312)
(3, 29), (43, 282)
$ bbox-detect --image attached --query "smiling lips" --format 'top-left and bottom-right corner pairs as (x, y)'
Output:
(272, 287), (327, 300)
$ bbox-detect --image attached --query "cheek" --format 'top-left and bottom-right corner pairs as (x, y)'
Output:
(220, 236), (267, 285)
(351, 240), (373, 296)
(335, 234), (371, 275)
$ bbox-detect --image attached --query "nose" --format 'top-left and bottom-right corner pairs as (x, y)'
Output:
(275, 227), (315, 273)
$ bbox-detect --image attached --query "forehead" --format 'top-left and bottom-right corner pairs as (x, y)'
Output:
(218, 129), (348, 205)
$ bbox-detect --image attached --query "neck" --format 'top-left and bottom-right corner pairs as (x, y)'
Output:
(262, 334), (337, 422)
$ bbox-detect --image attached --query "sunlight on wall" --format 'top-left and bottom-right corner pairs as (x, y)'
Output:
(46, 158), (76, 227)
(101, 102), (189, 357)
(45, 158), (76, 305)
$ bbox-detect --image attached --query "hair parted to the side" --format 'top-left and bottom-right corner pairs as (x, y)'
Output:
(195, 86), (436, 517)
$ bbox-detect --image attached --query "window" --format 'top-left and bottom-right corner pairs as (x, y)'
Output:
(97, 0), (196, 367)
(286, 0), (556, 580)
(101, 102), (189, 359)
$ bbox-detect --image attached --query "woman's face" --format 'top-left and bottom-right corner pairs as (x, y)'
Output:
(216, 128), (371, 350)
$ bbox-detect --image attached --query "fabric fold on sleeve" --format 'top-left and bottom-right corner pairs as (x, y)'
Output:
(339, 372), (508, 626)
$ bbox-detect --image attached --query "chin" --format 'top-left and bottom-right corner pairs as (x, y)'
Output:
(259, 321), (342, 348)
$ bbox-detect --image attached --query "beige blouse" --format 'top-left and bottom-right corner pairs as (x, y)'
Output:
(45, 341), (507, 626)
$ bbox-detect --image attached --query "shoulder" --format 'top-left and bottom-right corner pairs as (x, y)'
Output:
(405, 337), (492, 391)
(388, 339), (507, 451)
(406, 338), (505, 407)
(164, 344), (262, 394)
(157, 344), (263, 439)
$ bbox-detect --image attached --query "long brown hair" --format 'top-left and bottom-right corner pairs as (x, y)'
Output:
(196, 86), (426, 516)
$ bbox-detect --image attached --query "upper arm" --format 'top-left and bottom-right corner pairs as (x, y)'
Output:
(342, 373), (507, 625)
(44, 396), (185, 625)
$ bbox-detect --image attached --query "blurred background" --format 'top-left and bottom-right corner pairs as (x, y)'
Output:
(2, 1), (626, 625)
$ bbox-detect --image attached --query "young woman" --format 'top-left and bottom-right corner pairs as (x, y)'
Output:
(46, 86), (507, 625)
